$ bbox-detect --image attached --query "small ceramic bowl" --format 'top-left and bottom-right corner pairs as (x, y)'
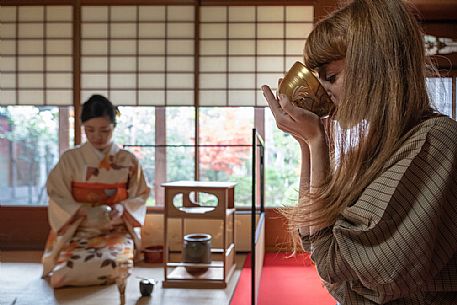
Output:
(139, 279), (158, 297)
(143, 245), (164, 264)
(278, 61), (335, 117)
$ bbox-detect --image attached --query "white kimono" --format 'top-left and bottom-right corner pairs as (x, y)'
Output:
(42, 142), (150, 288)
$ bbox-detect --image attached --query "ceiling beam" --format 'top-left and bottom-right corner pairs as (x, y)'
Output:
(411, 0), (457, 22)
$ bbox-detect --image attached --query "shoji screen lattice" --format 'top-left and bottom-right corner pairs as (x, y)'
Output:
(81, 5), (195, 106)
(199, 6), (313, 106)
(0, 6), (73, 105)
(1, 5), (314, 107)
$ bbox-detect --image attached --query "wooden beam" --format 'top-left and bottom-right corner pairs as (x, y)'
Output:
(312, 0), (457, 23)
(201, 0), (314, 5)
(80, 0), (195, 4)
(0, 206), (294, 251)
(313, 0), (338, 23)
(0, 206), (50, 250)
(2, 0), (73, 4)
(411, 0), (457, 21)
(422, 21), (457, 40)
(3, 0), (316, 5)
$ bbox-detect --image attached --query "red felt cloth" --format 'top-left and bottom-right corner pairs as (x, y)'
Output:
(230, 252), (336, 305)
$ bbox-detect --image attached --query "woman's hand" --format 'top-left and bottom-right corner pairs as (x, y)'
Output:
(261, 84), (325, 145)
(262, 82), (330, 203)
(110, 203), (124, 221)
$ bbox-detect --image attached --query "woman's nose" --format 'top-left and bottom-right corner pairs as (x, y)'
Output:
(319, 79), (328, 89)
(319, 81), (332, 96)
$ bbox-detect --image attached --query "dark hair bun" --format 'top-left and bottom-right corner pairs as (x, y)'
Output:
(80, 95), (118, 126)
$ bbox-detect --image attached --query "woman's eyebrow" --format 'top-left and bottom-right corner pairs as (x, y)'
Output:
(318, 67), (326, 79)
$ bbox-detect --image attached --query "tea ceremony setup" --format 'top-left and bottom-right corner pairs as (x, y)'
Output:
(161, 181), (237, 289)
(1, 0), (456, 305)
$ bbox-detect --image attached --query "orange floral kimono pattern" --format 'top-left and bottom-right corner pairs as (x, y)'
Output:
(42, 142), (150, 288)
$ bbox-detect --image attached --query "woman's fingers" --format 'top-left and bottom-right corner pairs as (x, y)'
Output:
(278, 94), (300, 121)
(262, 82), (325, 145)
(279, 93), (319, 123)
(262, 83), (319, 139)
(261, 85), (282, 117)
(276, 78), (283, 99)
(262, 85), (294, 131)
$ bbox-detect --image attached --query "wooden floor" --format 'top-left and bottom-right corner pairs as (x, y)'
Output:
(0, 251), (246, 305)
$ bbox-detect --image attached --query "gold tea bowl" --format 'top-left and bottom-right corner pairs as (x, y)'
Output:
(278, 61), (335, 117)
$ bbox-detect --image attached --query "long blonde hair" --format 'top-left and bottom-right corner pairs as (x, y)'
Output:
(286, 0), (436, 239)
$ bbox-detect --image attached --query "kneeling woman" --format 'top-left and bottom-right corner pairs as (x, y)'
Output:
(42, 95), (150, 288)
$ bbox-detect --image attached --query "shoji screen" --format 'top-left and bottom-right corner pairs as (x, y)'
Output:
(0, 6), (73, 105)
(199, 6), (313, 106)
(80, 5), (195, 106)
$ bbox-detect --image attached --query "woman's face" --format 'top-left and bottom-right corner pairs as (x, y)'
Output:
(83, 117), (114, 151)
(318, 59), (345, 105)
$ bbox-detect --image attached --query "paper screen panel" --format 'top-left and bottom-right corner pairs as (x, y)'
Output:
(229, 24), (255, 39)
(201, 24), (227, 39)
(167, 56), (194, 72)
(200, 91), (227, 106)
(0, 6), (73, 105)
(1, 4), (313, 107)
(199, 5), (313, 106)
(167, 90), (194, 106)
(138, 90), (165, 105)
(200, 57), (227, 72)
(200, 74), (227, 89)
(139, 74), (165, 89)
(80, 5), (195, 106)
(229, 74), (255, 89)
(258, 23), (284, 39)
(258, 6), (284, 22)
(138, 56), (165, 71)
(229, 57), (255, 72)
(229, 6), (255, 22)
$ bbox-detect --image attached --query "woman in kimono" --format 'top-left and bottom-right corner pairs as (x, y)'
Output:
(42, 94), (150, 288)
(263, 0), (457, 304)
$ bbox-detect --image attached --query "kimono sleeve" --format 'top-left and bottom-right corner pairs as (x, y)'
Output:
(122, 152), (150, 227)
(47, 151), (81, 233)
(309, 119), (457, 304)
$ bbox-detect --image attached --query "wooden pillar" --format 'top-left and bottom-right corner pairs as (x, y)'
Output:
(59, 107), (70, 155)
(155, 107), (166, 206)
(73, 0), (81, 145)
(254, 107), (265, 141)
(194, 2), (201, 181)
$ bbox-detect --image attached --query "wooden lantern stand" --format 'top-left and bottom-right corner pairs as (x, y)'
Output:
(161, 181), (236, 289)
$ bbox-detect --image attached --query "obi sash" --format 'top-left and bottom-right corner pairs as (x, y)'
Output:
(71, 182), (128, 205)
